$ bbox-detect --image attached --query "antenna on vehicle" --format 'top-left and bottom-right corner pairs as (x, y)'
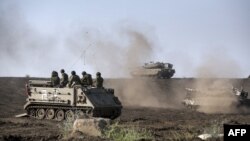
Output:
(68, 43), (92, 70)
(83, 50), (86, 65)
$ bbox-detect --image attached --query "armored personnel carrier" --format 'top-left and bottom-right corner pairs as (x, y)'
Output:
(182, 88), (200, 110)
(24, 80), (122, 121)
(130, 62), (175, 79)
(182, 87), (250, 110)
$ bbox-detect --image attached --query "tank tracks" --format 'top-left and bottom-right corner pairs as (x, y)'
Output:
(26, 105), (93, 121)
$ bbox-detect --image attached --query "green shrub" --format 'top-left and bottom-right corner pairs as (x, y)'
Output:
(58, 119), (74, 139)
(203, 120), (223, 138)
(104, 122), (153, 141)
(167, 131), (196, 141)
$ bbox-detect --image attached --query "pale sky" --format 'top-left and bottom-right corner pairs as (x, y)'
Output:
(0, 0), (249, 78)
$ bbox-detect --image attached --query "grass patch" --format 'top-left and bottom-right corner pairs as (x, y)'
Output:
(58, 119), (74, 139)
(198, 120), (224, 141)
(167, 131), (197, 141)
(203, 122), (222, 137)
(104, 122), (154, 141)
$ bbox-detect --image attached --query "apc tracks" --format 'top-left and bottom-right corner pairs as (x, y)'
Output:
(26, 105), (93, 121)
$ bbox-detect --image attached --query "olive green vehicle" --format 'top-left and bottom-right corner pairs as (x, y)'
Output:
(131, 62), (175, 79)
(24, 80), (122, 121)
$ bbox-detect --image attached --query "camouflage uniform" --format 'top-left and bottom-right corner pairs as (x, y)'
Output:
(68, 71), (81, 88)
(60, 69), (68, 87)
(51, 71), (60, 87)
(95, 72), (103, 88)
(80, 71), (88, 86)
(87, 74), (93, 86)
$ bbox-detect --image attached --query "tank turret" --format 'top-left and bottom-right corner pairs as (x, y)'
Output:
(131, 62), (175, 79)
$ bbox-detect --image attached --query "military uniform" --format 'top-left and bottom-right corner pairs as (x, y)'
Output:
(95, 72), (103, 88)
(87, 74), (93, 86)
(80, 71), (88, 86)
(68, 71), (81, 87)
(51, 71), (60, 87)
(60, 69), (68, 87)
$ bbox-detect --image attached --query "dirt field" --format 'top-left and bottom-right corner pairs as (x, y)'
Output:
(0, 77), (250, 141)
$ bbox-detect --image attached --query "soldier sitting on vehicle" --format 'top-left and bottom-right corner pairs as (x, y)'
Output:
(94, 72), (103, 88)
(68, 71), (81, 88)
(51, 71), (60, 87)
(80, 71), (88, 86)
(87, 74), (93, 86)
(60, 69), (68, 87)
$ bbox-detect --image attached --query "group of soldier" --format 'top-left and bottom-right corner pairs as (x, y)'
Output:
(50, 69), (104, 88)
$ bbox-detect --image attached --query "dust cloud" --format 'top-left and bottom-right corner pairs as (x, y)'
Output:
(119, 79), (169, 108)
(191, 79), (238, 113)
(106, 47), (243, 109)
(105, 78), (187, 108)
(191, 51), (243, 113)
(0, 4), (58, 76)
(124, 30), (153, 69)
(65, 27), (154, 78)
(195, 51), (242, 78)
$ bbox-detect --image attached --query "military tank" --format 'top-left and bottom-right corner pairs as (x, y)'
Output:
(130, 62), (175, 79)
(24, 80), (122, 121)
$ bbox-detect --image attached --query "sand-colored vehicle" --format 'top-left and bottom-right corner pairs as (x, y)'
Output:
(182, 87), (250, 110)
(182, 88), (200, 110)
(24, 80), (122, 121)
(131, 62), (175, 79)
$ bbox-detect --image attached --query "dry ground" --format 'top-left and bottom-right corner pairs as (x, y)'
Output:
(0, 77), (250, 141)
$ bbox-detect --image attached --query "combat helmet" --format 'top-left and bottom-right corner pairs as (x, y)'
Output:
(96, 72), (101, 76)
(82, 71), (86, 75)
(52, 71), (58, 77)
(60, 69), (65, 73)
(71, 71), (76, 75)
